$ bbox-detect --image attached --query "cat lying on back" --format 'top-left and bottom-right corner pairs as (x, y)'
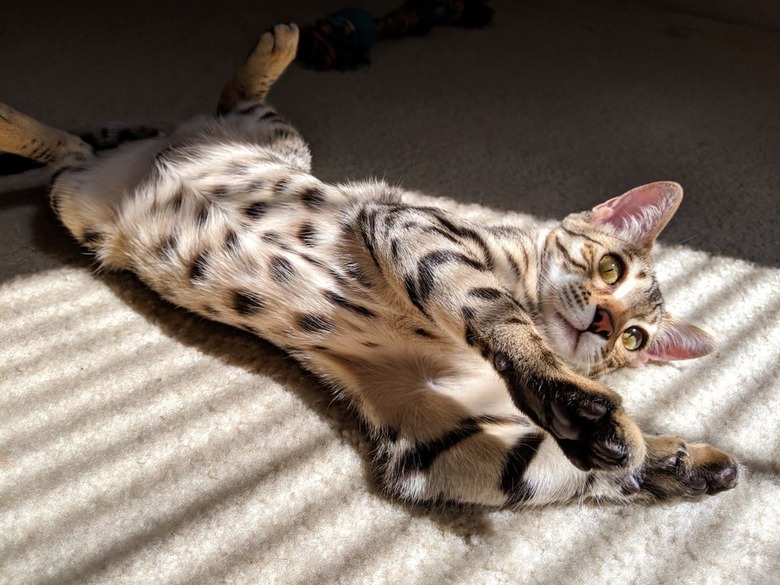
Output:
(0, 23), (737, 507)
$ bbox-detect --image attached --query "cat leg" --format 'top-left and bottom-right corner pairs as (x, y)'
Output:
(374, 421), (738, 506)
(218, 23), (300, 114)
(0, 103), (92, 164)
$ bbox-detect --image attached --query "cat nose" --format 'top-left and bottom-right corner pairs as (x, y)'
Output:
(587, 306), (614, 339)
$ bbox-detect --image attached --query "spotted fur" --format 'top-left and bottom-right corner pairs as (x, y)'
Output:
(0, 23), (738, 507)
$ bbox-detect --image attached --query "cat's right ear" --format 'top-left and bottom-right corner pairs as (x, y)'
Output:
(641, 314), (717, 363)
(590, 181), (684, 248)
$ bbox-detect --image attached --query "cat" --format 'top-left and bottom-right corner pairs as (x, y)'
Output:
(0, 23), (738, 507)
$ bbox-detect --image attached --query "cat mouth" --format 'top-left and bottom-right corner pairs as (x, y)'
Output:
(552, 312), (584, 351)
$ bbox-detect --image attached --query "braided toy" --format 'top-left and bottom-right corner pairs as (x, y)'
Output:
(297, 0), (494, 71)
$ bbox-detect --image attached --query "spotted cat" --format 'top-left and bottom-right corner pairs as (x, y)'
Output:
(0, 24), (738, 507)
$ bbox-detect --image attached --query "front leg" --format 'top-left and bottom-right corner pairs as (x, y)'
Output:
(360, 203), (645, 471)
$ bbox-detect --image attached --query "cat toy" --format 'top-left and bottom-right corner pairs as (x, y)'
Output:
(296, 0), (494, 71)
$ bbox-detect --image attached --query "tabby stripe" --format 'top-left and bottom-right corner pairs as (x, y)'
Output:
(432, 212), (496, 270)
(358, 208), (382, 273)
(397, 421), (482, 473)
(554, 237), (588, 272)
(404, 275), (431, 319)
(50, 165), (84, 186)
(468, 287), (504, 300)
(325, 291), (376, 318)
(422, 225), (462, 245)
(417, 250), (487, 302)
(501, 433), (544, 506)
(561, 225), (602, 246)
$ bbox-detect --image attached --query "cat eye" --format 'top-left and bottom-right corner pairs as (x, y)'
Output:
(622, 326), (646, 351)
(598, 254), (622, 285)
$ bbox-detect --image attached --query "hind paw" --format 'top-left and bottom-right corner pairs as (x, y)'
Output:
(631, 436), (739, 499)
(248, 23), (299, 72)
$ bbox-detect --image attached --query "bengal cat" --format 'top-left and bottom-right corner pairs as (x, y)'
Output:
(0, 24), (738, 507)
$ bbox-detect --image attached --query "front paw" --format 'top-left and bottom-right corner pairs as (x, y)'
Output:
(546, 383), (645, 472)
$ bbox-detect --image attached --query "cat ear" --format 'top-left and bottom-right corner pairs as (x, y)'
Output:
(591, 181), (683, 247)
(642, 314), (717, 362)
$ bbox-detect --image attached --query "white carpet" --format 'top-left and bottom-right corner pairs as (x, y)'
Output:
(1, 1), (779, 583)
(1, 174), (778, 584)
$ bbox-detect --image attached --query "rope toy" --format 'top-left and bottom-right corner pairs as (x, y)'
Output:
(297, 0), (494, 71)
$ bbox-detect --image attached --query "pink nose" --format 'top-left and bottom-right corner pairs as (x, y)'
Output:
(587, 307), (614, 339)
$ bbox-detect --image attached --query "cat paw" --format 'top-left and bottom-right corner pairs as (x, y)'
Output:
(545, 382), (645, 472)
(635, 436), (739, 499)
(251, 23), (299, 69)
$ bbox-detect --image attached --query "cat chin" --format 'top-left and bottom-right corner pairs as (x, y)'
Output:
(542, 311), (599, 374)
(544, 311), (582, 357)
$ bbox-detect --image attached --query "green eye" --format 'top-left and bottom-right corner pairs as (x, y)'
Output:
(622, 326), (646, 351)
(598, 254), (622, 285)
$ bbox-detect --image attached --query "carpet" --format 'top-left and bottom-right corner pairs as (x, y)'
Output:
(1, 1), (778, 584)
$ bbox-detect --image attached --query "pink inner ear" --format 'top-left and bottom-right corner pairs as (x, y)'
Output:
(644, 317), (716, 362)
(591, 181), (683, 246)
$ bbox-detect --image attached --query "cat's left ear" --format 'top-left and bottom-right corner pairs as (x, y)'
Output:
(641, 314), (717, 363)
(591, 181), (683, 248)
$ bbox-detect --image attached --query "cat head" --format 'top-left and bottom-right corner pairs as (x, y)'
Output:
(538, 181), (715, 376)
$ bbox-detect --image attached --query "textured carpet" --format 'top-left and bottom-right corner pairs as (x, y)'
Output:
(1, 1), (779, 584)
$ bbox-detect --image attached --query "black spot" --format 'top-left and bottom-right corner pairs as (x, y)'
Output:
(189, 252), (209, 281)
(301, 187), (326, 209)
(212, 185), (228, 197)
(260, 110), (277, 120)
(414, 328), (435, 339)
(325, 291), (376, 318)
(195, 203), (210, 226)
(274, 178), (291, 194)
(501, 433), (544, 506)
(249, 179), (265, 191)
(263, 231), (281, 243)
(224, 230), (240, 251)
(298, 223), (317, 247)
(81, 229), (103, 246)
(245, 201), (269, 219)
(233, 290), (265, 315)
(362, 341), (380, 348)
(468, 287), (503, 300)
(297, 313), (333, 333)
(269, 255), (295, 283)
(169, 190), (184, 212)
(159, 234), (178, 260)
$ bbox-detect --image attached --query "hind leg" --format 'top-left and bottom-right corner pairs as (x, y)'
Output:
(218, 23), (299, 114)
(0, 103), (93, 164)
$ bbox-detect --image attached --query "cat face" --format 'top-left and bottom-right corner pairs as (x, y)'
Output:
(537, 182), (715, 376)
